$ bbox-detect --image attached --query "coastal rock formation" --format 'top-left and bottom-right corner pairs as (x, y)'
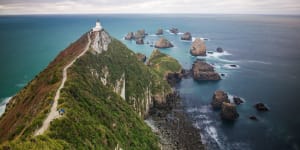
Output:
(136, 38), (144, 45)
(136, 53), (147, 62)
(181, 32), (192, 41)
(190, 38), (206, 56)
(221, 102), (239, 120)
(170, 28), (179, 34)
(216, 47), (224, 53)
(156, 28), (163, 35)
(166, 72), (182, 86)
(233, 96), (244, 105)
(155, 38), (174, 48)
(254, 103), (269, 111)
(91, 30), (112, 54)
(125, 32), (134, 40)
(211, 90), (230, 109)
(134, 29), (146, 39)
(192, 60), (221, 81)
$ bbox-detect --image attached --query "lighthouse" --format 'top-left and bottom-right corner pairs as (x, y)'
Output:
(92, 19), (102, 32)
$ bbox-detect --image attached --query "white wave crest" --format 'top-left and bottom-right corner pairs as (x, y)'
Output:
(0, 97), (12, 117)
(223, 64), (240, 69)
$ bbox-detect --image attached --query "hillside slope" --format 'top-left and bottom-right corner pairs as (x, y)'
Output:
(0, 29), (180, 149)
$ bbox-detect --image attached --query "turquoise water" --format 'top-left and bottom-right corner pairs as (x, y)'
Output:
(0, 14), (300, 150)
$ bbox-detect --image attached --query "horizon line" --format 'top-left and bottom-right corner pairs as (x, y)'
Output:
(1, 12), (300, 16)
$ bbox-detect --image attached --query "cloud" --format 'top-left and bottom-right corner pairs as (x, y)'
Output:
(0, 0), (300, 14)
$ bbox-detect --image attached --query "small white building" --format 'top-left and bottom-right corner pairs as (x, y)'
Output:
(92, 19), (102, 32)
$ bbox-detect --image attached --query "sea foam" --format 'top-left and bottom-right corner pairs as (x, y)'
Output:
(0, 97), (12, 117)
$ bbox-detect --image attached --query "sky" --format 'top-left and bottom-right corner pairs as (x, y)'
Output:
(0, 0), (300, 15)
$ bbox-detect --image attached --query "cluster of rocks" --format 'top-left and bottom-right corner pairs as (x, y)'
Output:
(125, 29), (147, 45)
(192, 60), (221, 81)
(211, 90), (269, 121)
(149, 91), (205, 149)
(211, 90), (242, 120)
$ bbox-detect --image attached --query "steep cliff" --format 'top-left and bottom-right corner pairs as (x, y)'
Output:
(0, 29), (179, 149)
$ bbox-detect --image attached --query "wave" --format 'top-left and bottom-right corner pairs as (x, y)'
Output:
(245, 60), (272, 65)
(192, 37), (210, 42)
(223, 64), (240, 69)
(0, 96), (12, 117)
(148, 34), (159, 37)
(227, 93), (246, 103)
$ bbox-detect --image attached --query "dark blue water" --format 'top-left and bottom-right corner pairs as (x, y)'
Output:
(0, 14), (300, 150)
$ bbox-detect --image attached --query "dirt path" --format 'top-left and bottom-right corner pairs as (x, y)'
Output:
(34, 32), (91, 136)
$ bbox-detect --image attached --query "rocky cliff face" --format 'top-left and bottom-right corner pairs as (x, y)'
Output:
(90, 30), (111, 54)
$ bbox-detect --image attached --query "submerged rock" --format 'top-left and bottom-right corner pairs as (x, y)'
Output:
(136, 53), (146, 62)
(155, 38), (174, 48)
(233, 96), (244, 105)
(170, 28), (179, 34)
(190, 38), (206, 56)
(181, 32), (192, 41)
(125, 32), (134, 40)
(211, 90), (230, 109)
(249, 115), (258, 121)
(221, 102), (239, 121)
(216, 47), (224, 53)
(254, 103), (269, 111)
(156, 28), (163, 35)
(192, 60), (221, 81)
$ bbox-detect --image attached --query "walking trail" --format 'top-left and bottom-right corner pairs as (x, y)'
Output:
(35, 32), (91, 136)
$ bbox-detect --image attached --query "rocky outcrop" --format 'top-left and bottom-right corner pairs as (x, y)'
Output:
(181, 32), (192, 41)
(91, 30), (111, 54)
(170, 28), (179, 34)
(220, 102), (239, 120)
(233, 96), (244, 105)
(192, 60), (221, 81)
(190, 38), (206, 56)
(156, 28), (163, 35)
(254, 103), (269, 111)
(136, 53), (146, 62)
(155, 38), (173, 48)
(166, 72), (182, 86)
(135, 38), (144, 45)
(216, 47), (224, 53)
(211, 90), (230, 109)
(134, 29), (146, 39)
(125, 32), (134, 40)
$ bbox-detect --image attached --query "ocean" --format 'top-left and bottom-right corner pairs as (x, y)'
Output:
(0, 14), (300, 150)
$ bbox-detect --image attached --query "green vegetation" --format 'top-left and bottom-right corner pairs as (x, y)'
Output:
(0, 32), (89, 143)
(0, 33), (185, 149)
(147, 49), (182, 77)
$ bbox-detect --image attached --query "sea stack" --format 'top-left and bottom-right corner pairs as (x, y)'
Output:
(154, 38), (173, 48)
(220, 102), (239, 120)
(181, 32), (192, 41)
(156, 28), (163, 35)
(190, 38), (206, 56)
(211, 90), (230, 109)
(192, 60), (221, 81)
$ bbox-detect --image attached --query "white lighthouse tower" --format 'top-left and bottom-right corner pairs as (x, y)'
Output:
(92, 19), (102, 32)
